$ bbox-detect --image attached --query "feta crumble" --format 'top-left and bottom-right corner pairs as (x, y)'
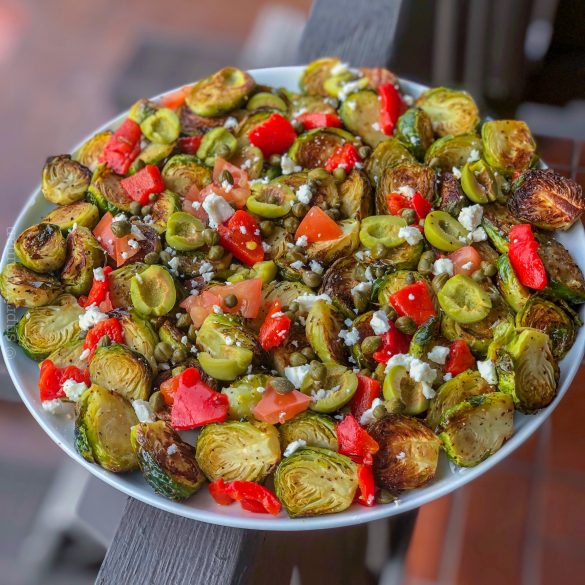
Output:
(295, 293), (332, 311)
(370, 310), (390, 335)
(432, 258), (454, 277)
(396, 451), (406, 460)
(422, 382), (436, 399)
(427, 345), (450, 365)
(452, 166), (462, 179)
(223, 116), (238, 129)
(281, 154), (302, 175)
(202, 193), (235, 228)
(284, 364), (311, 389)
(79, 304), (109, 331)
(396, 185), (415, 197)
(339, 327), (360, 347)
(127, 238), (139, 250)
(132, 400), (155, 423)
(458, 204), (483, 232)
(42, 399), (72, 415)
(467, 148), (481, 163)
(283, 439), (307, 457)
(461, 261), (473, 270)
(296, 235), (308, 247)
(477, 359), (498, 385)
(62, 379), (88, 402)
(360, 398), (384, 426)
(93, 267), (105, 282)
(398, 226), (423, 245)
(167, 444), (178, 456)
(467, 226), (487, 242)
(371, 121), (381, 131)
(290, 260), (305, 270)
(296, 184), (313, 204)
(309, 260), (323, 274)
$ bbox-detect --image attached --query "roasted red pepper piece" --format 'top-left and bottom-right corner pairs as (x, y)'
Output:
(372, 322), (411, 364)
(83, 317), (124, 361)
(324, 143), (361, 173)
(208, 478), (282, 515)
(336, 414), (380, 465)
(100, 118), (142, 175)
(218, 210), (264, 266)
(296, 112), (342, 130)
(176, 135), (203, 155)
(79, 266), (113, 309)
(508, 224), (548, 290)
(247, 113), (297, 157)
(356, 464), (376, 507)
(170, 367), (229, 430)
(412, 191), (431, 219)
(386, 193), (413, 216)
(120, 165), (165, 206)
(39, 360), (90, 402)
(378, 82), (404, 135)
(389, 281), (437, 326)
(259, 300), (291, 350)
(350, 374), (381, 422)
(445, 340), (476, 377)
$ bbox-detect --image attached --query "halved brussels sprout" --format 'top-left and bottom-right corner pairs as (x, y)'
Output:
(129, 142), (175, 175)
(274, 447), (358, 517)
(7, 294), (82, 360)
(165, 212), (205, 251)
(42, 155), (91, 205)
(179, 105), (229, 134)
(408, 316), (441, 359)
(119, 310), (159, 372)
(75, 384), (139, 472)
(247, 182), (296, 218)
(196, 127), (238, 165)
(0, 263), (62, 308)
(349, 310), (376, 370)
(276, 168), (341, 211)
(516, 297), (576, 359)
(381, 240), (424, 270)
(14, 223), (66, 274)
(415, 87), (479, 137)
(222, 374), (270, 420)
(61, 226), (105, 295)
(319, 255), (368, 318)
(246, 91), (288, 112)
(161, 155), (212, 198)
(339, 90), (388, 147)
(426, 370), (493, 430)
(305, 300), (346, 364)
(481, 120), (536, 176)
(149, 190), (179, 233)
(47, 338), (85, 369)
(271, 323), (313, 375)
(140, 108), (180, 144)
(508, 169), (584, 230)
(42, 201), (100, 233)
(287, 93), (337, 117)
(279, 412), (338, 451)
(89, 343), (153, 401)
(74, 131), (112, 172)
(377, 270), (427, 306)
(130, 265), (176, 317)
(128, 98), (159, 124)
(383, 365), (429, 415)
(288, 128), (355, 169)
(230, 140), (264, 179)
(131, 420), (205, 501)
(299, 57), (342, 96)
(305, 219), (360, 266)
(339, 169), (373, 220)
(87, 165), (134, 214)
(366, 139), (415, 185)
(195, 420), (280, 482)
(496, 254), (530, 312)
(436, 171), (466, 216)
(376, 162), (435, 214)
(439, 392), (514, 467)
(158, 319), (189, 354)
(369, 414), (441, 491)
(171, 250), (232, 279)
(300, 363), (358, 413)
(108, 263), (147, 308)
(396, 107), (434, 159)
(257, 280), (312, 326)
(481, 203), (520, 253)
(424, 134), (483, 171)
(186, 67), (255, 117)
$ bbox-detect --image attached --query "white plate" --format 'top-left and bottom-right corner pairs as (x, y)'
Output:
(2, 66), (584, 531)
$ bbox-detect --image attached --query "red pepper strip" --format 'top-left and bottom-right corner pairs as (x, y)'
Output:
(120, 165), (165, 206)
(208, 478), (282, 515)
(83, 317), (124, 361)
(508, 224), (548, 290)
(350, 374), (381, 422)
(259, 300), (291, 350)
(100, 118), (142, 175)
(336, 414), (380, 465)
(389, 281), (437, 327)
(176, 135), (203, 155)
(372, 322), (411, 364)
(80, 266), (113, 308)
(412, 191), (431, 220)
(39, 360), (90, 402)
(445, 340), (476, 377)
(324, 143), (361, 173)
(218, 210), (264, 266)
(386, 193), (413, 216)
(247, 113), (297, 157)
(296, 112), (342, 130)
(378, 82), (404, 135)
(356, 464), (376, 507)
(170, 367), (229, 430)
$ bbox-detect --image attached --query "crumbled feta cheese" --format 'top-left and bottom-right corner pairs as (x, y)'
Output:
(351, 282), (372, 297)
(467, 148), (481, 163)
(202, 193), (235, 228)
(93, 267), (105, 282)
(212, 305), (223, 314)
(396, 186), (416, 198)
(295, 293), (332, 311)
(290, 260), (304, 270)
(427, 345), (450, 365)
(284, 364), (311, 389)
(113, 213), (127, 222)
(167, 256), (180, 272)
(79, 304), (109, 331)
(339, 327), (360, 346)
(409, 358), (438, 385)
(225, 336), (234, 346)
(384, 353), (414, 373)
(120, 251), (129, 260)
(223, 116), (238, 129)
(370, 310), (390, 335)
(167, 444), (178, 456)
(338, 79), (365, 101)
(239, 225), (247, 235)
(221, 180), (233, 193)
(134, 274), (143, 285)
(283, 439), (307, 457)
(458, 204), (483, 232)
(296, 235), (308, 247)
(467, 226), (487, 242)
(296, 184), (313, 204)
(477, 359), (498, 385)
(181, 336), (189, 345)
(422, 382), (436, 399)
(396, 451), (406, 460)
(330, 62), (349, 75)
(262, 242), (271, 252)
(452, 167), (462, 179)
(443, 372), (453, 382)
(42, 399), (71, 415)
(130, 225), (146, 240)
(309, 260), (323, 274)
(132, 400), (155, 423)
(127, 238), (139, 250)
(408, 293), (415, 301)
(79, 348), (90, 361)
(62, 379), (88, 401)
(371, 121), (381, 131)
(360, 398), (383, 426)
(281, 154), (302, 175)
(432, 258), (454, 277)
(398, 226), (423, 245)
(250, 177), (269, 186)
(346, 100), (357, 111)
(461, 261), (473, 270)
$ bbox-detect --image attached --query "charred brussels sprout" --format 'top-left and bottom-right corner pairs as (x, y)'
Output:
(424, 134), (483, 171)
(108, 263), (147, 308)
(9, 294), (82, 360)
(186, 67), (255, 117)
(130, 421), (205, 500)
(480, 203), (520, 253)
(300, 363), (358, 413)
(118, 310), (159, 372)
(366, 139), (415, 185)
(14, 223), (66, 273)
(481, 120), (536, 176)
(279, 412), (338, 451)
(439, 393), (514, 467)
(339, 90), (388, 147)
(509, 169), (584, 230)
(74, 131), (112, 172)
(320, 255), (369, 318)
(274, 447), (358, 517)
(288, 128), (355, 169)
(195, 420), (280, 482)
(436, 171), (466, 216)
(61, 227), (105, 295)
(339, 169), (373, 220)
(89, 343), (153, 402)
(408, 316), (441, 359)
(42, 155), (91, 205)
(230, 140), (264, 179)
(349, 310), (377, 370)
(75, 384), (139, 472)
(377, 271), (428, 306)
(300, 58), (342, 96)
(0, 263), (62, 308)
(305, 300), (346, 364)
(47, 338), (85, 369)
(415, 87), (479, 136)
(87, 165), (133, 214)
(305, 219), (360, 266)
(221, 374), (270, 420)
(369, 414), (441, 491)
(161, 155), (212, 198)
(376, 162), (435, 214)
(42, 201), (99, 232)
(496, 254), (530, 312)
(149, 190), (179, 234)
(396, 107), (434, 159)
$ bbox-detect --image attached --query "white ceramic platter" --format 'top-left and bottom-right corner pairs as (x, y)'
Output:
(2, 66), (584, 531)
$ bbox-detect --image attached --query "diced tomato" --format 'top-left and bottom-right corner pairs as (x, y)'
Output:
(160, 86), (190, 109)
(211, 158), (250, 209)
(372, 322), (411, 364)
(356, 464), (376, 507)
(336, 414), (379, 465)
(448, 246), (482, 276)
(160, 375), (180, 406)
(83, 317), (124, 361)
(445, 340), (476, 377)
(92, 213), (139, 267)
(247, 113), (297, 157)
(218, 210), (264, 266)
(296, 112), (342, 130)
(39, 360), (90, 402)
(386, 193), (413, 216)
(100, 118), (142, 175)
(252, 387), (311, 424)
(176, 135), (203, 155)
(208, 478), (281, 516)
(113, 235), (139, 267)
(378, 82), (404, 135)
(80, 266), (112, 308)
(324, 143), (361, 173)
(294, 206), (343, 244)
(412, 191), (431, 220)
(259, 301), (291, 350)
(120, 165), (164, 206)
(350, 375), (381, 422)
(389, 281), (437, 326)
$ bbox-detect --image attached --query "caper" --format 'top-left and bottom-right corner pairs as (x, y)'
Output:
(148, 192), (158, 202)
(154, 341), (173, 363)
(202, 228), (220, 246)
(418, 250), (436, 275)
(208, 245), (225, 261)
(358, 145), (371, 159)
(97, 335), (111, 349)
(332, 167), (347, 182)
(260, 220), (274, 237)
(471, 269), (485, 283)
(111, 220), (131, 237)
(292, 202), (309, 218)
(405, 272), (416, 285)
(141, 252), (159, 266)
(159, 250), (172, 264)
(302, 270), (322, 289)
(481, 261), (497, 277)
(176, 313), (192, 329)
(148, 391), (165, 413)
(289, 352), (308, 366)
(224, 293), (238, 308)
(141, 205), (152, 216)
(353, 264), (367, 281)
(216, 144), (231, 159)
(309, 360), (327, 382)
(283, 217), (300, 233)
(172, 348), (187, 364)
(401, 208), (417, 225)
(187, 324), (198, 342)
(382, 305), (398, 321)
(129, 201), (142, 216)
(352, 290), (370, 313)
(431, 272), (450, 294)
(289, 302), (300, 313)
(373, 404), (387, 419)
(376, 489), (396, 505)
(218, 169), (234, 185)
(300, 346), (315, 360)
(325, 208), (341, 221)
(395, 316), (417, 335)
(372, 242), (387, 259)
(271, 377), (295, 394)
(268, 154), (282, 167)
(361, 335), (382, 355)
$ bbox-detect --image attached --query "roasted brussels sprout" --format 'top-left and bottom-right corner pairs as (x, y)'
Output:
(377, 270), (428, 306)
(118, 310), (159, 371)
(8, 294), (82, 360)
(288, 128), (355, 169)
(415, 87), (479, 137)
(365, 139), (415, 185)
(305, 219), (360, 267)
(481, 120), (536, 176)
(436, 171), (466, 216)
(339, 90), (388, 147)
(349, 310), (377, 370)
(42, 201), (99, 233)
(14, 223), (66, 274)
(305, 300), (346, 364)
(230, 140), (264, 179)
(130, 421), (205, 500)
(74, 131), (112, 172)
(299, 57), (342, 96)
(274, 447), (358, 517)
(87, 165), (133, 214)
(279, 412), (338, 451)
(508, 169), (584, 230)
(0, 263), (62, 308)
(47, 338), (85, 369)
(496, 254), (530, 312)
(128, 98), (159, 124)
(408, 316), (441, 359)
(369, 414), (441, 491)
(396, 107), (434, 159)
(246, 91), (288, 112)
(149, 190), (179, 234)
(424, 134), (483, 171)
(130, 265), (176, 317)
(338, 169), (373, 220)
(75, 384), (139, 472)
(195, 420), (280, 482)
(382, 240), (425, 270)
(61, 226), (105, 296)
(481, 203), (520, 253)
(42, 155), (91, 205)
(319, 255), (369, 318)
(300, 363), (358, 413)
(376, 162), (435, 214)
(161, 155), (212, 198)
(221, 374), (270, 420)
(108, 263), (147, 308)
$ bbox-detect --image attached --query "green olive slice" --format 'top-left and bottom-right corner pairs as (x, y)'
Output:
(438, 274), (492, 324)
(300, 364), (358, 413)
(383, 365), (429, 415)
(140, 108), (180, 144)
(196, 127), (238, 165)
(424, 210), (468, 251)
(461, 159), (498, 204)
(130, 265), (176, 317)
(198, 348), (254, 382)
(359, 215), (407, 250)
(165, 212), (205, 251)
(246, 92), (288, 112)
(246, 183), (296, 219)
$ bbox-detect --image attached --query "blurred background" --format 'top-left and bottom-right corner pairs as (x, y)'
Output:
(0, 1), (584, 584)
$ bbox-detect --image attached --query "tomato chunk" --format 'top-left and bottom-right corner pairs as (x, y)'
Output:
(448, 246), (482, 276)
(252, 387), (311, 424)
(294, 206), (343, 244)
(296, 112), (342, 130)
